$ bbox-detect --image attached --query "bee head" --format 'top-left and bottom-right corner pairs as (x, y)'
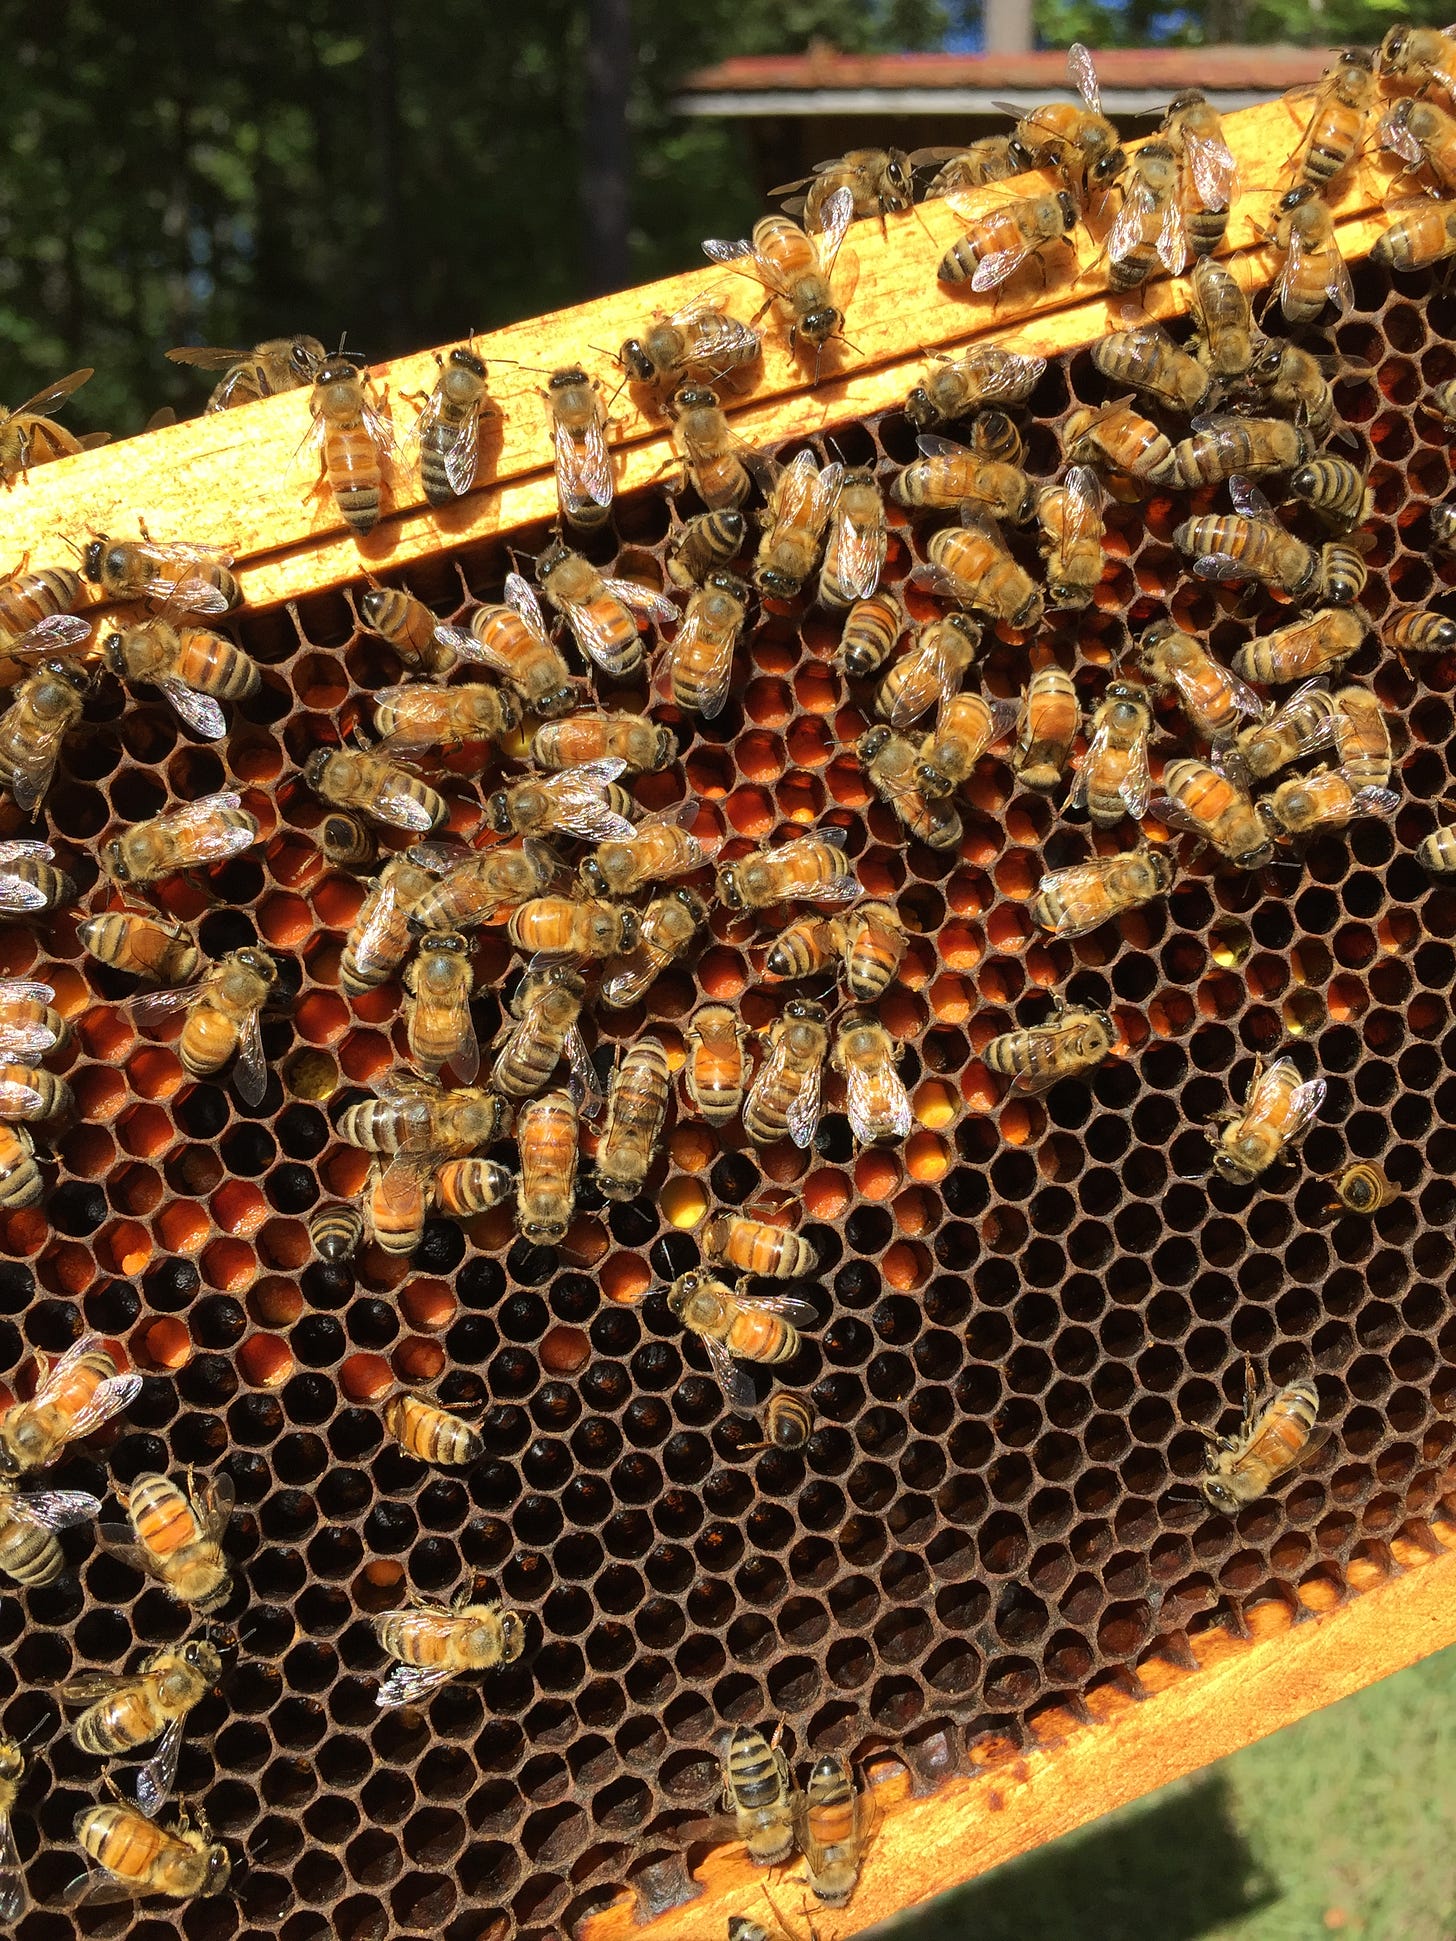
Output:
(787, 998), (828, 1025)
(614, 907), (641, 952)
(1167, 88), (1208, 110)
(185, 1638), (225, 1679)
(883, 151), (914, 205)
(801, 305), (843, 346)
(666, 1272), (699, 1317)
(101, 631), (128, 676)
(291, 337), (327, 377)
(1201, 1474), (1240, 1514)
(0, 1740), (22, 1783)
(448, 347), (487, 379)
(497, 1609), (527, 1661)
(1087, 147), (1124, 187)
(1338, 44), (1374, 69)
(578, 856), (609, 899)
(484, 790), (515, 835)
(904, 386), (938, 431)
(857, 725), (892, 762)
(316, 359), (362, 388)
(423, 930), (468, 955)
(535, 538), (571, 581)
(102, 835), (129, 881)
(550, 367), (590, 391)
(672, 384), (718, 414)
(235, 947), (277, 983)
(1278, 185), (1317, 212)
(49, 659), (92, 696)
(670, 885), (707, 923)
(705, 569), (751, 602)
(302, 747), (333, 789)
(81, 537), (115, 585)
(619, 339), (656, 383)
(716, 864), (745, 911)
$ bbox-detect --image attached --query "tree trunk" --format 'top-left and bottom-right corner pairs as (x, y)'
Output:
(582, 0), (632, 298)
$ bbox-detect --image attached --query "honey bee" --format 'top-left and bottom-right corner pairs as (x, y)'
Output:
(1231, 606), (1366, 685)
(838, 901), (906, 1003)
(997, 43), (1126, 196)
(833, 1010), (912, 1146)
(1264, 765), (1398, 840)
(383, 1390), (484, 1466)
(1037, 465), (1105, 609)
(1013, 664), (1079, 793)
(1328, 1162), (1398, 1215)
(1225, 680), (1338, 785)
(1371, 197), (1456, 272)
(101, 788), (260, 888)
(1288, 457), (1371, 534)
(0, 1333), (140, 1482)
(911, 136), (1019, 197)
(517, 1088), (579, 1242)
(340, 852), (446, 994)
(306, 354), (393, 535)
(1385, 607), (1456, 658)
(318, 814), (376, 869)
(1175, 476), (1319, 600)
(1062, 402), (1175, 489)
(363, 1155), (429, 1258)
(1091, 321), (1211, 417)
(403, 931), (478, 1082)
(1068, 682), (1151, 825)
(1155, 758), (1272, 869)
(716, 828), (858, 914)
(798, 1755), (867, 1908)
(754, 1393), (815, 1451)
(132, 947), (276, 1105)
(1331, 684), (1392, 793)
(1286, 48), (1375, 194)
(1030, 847), (1175, 938)
(305, 747), (448, 836)
(102, 616), (259, 741)
(1164, 415), (1312, 491)
(667, 386), (754, 512)
(532, 710), (672, 774)
(0, 978), (65, 1062)
(0, 1734), (22, 1918)
(507, 893), (639, 961)
(669, 1274), (816, 1407)
(1269, 186), (1353, 325)
(1196, 1363), (1324, 1512)
(744, 999), (830, 1148)
(1240, 341), (1336, 437)
(1106, 141), (1187, 289)
(486, 758), (636, 846)
(491, 962), (595, 1103)
(309, 1203), (363, 1263)
(597, 1038), (671, 1201)
(68, 1798), (231, 1904)
(666, 507), (750, 590)
(78, 908), (198, 981)
(600, 885), (707, 1009)
(819, 467), (887, 608)
(619, 296), (761, 392)
(838, 589), (905, 679)
(433, 574), (576, 717)
(0, 368), (97, 482)
(937, 189), (1080, 290)
(722, 1726), (798, 1868)
(374, 1586), (526, 1708)
(877, 613), (980, 730)
(0, 566), (89, 682)
(0, 1064), (70, 1123)
(1379, 96), (1456, 192)
(541, 366), (613, 532)
(581, 802), (705, 899)
(337, 1071), (509, 1162)
(765, 916), (839, 983)
(406, 837), (560, 936)
(62, 1638), (223, 1819)
(1433, 504), (1456, 553)
(985, 996), (1115, 1094)
(538, 541), (678, 682)
(0, 659), (91, 812)
(1429, 380), (1456, 427)
(0, 1125), (43, 1210)
(0, 1482), (101, 1585)
(772, 148), (914, 227)
(101, 1469), (235, 1614)
(1378, 22), (1456, 96)
(755, 450), (842, 601)
(892, 435), (1033, 524)
(165, 334), (326, 410)
(373, 681), (520, 753)
(858, 725), (963, 849)
(1213, 1055), (1325, 1183)
(432, 1157), (515, 1221)
(916, 515), (1044, 630)
(1163, 90), (1238, 257)
(357, 584), (470, 680)
(407, 345), (493, 503)
(1418, 822), (1456, 874)
(916, 692), (1017, 798)
(1189, 254), (1258, 385)
(904, 346), (1046, 432)
(703, 188), (854, 367)
(703, 1209), (819, 1280)
(666, 571), (750, 718)
(683, 1003), (751, 1124)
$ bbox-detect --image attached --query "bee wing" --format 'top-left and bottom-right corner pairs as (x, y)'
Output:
(134, 1715), (186, 1821)
(376, 1661), (456, 1709)
(814, 184), (856, 275)
(1067, 714), (1113, 813)
(1270, 680), (1337, 759)
(1171, 660), (1262, 725)
(1324, 237), (1355, 316)
(0, 1069), (49, 1116)
(7, 613), (92, 658)
(504, 572), (553, 639)
(845, 1055), (913, 1146)
(444, 998), (481, 1087)
(63, 1868), (154, 1907)
(130, 981), (206, 1026)
(748, 1293), (819, 1326)
(702, 234), (756, 267)
(538, 778), (637, 844)
(443, 405), (483, 498)
(1229, 475), (1274, 520)
(12, 368), (92, 418)
(0, 840), (52, 864)
(1107, 178), (1157, 265)
(566, 1028), (604, 1118)
(829, 496), (887, 602)
(58, 1670), (138, 1706)
(0, 1810), (22, 1923)
(378, 1153), (434, 1213)
(1121, 722), (1154, 820)
(1185, 129), (1238, 210)
(157, 677), (227, 742)
(786, 1058), (824, 1150)
(375, 776), (444, 834)
(162, 792), (256, 865)
(197, 1469), (236, 1541)
(33, 1335), (142, 1435)
(703, 1332), (757, 1410)
(886, 636), (956, 730)
(554, 412), (613, 511)
(1379, 108), (1426, 169)
(139, 574), (232, 615)
(970, 237), (1046, 293)
(1156, 196), (1188, 276)
(233, 1006), (268, 1107)
(1068, 41), (1102, 111)
(0, 872), (50, 913)
(11, 1487), (102, 1531)
(362, 397), (396, 458)
(4, 716), (69, 816)
(764, 448), (823, 542)
(166, 345), (248, 369)
(600, 578), (680, 625)
(667, 604), (735, 721)
(1352, 786), (1401, 817)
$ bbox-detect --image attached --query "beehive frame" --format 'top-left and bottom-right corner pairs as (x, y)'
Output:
(1, 91), (1455, 1941)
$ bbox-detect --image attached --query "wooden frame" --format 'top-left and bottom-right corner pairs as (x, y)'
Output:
(0, 82), (1440, 1940)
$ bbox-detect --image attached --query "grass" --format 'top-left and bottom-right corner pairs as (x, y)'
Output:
(869, 1642), (1456, 1941)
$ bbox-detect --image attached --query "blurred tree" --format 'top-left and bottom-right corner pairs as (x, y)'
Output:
(1034, 0), (1444, 45)
(0, 0), (943, 438)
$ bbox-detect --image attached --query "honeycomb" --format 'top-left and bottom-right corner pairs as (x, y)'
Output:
(2, 240), (1456, 1941)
